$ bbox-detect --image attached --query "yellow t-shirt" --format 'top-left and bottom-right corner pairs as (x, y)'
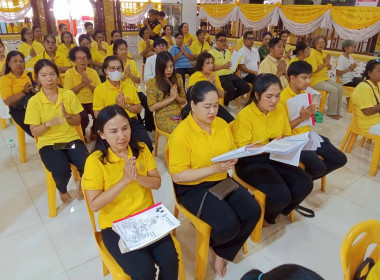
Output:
(305, 48), (329, 87)
(90, 48), (104, 64)
(352, 80), (380, 133)
(258, 55), (288, 89)
(82, 144), (155, 229)
(187, 71), (222, 92)
(168, 113), (236, 185)
(279, 85), (311, 135)
(24, 87), (83, 149)
(288, 56), (299, 66)
(183, 33), (195, 46)
(233, 101), (291, 147)
(0, 71), (30, 99)
(122, 59), (140, 92)
(209, 48), (233, 76)
(35, 51), (71, 68)
(138, 39), (154, 56)
(91, 41), (109, 61)
(235, 36), (244, 51)
(162, 36), (175, 49)
(190, 39), (211, 56)
(57, 44), (75, 59)
(18, 41), (45, 71)
(0, 57), (6, 74)
(93, 79), (140, 118)
(106, 44), (132, 58)
(64, 67), (101, 104)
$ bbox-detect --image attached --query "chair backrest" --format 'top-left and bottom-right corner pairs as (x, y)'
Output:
(153, 112), (171, 138)
(341, 219), (380, 280)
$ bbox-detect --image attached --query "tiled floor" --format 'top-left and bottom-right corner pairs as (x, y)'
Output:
(1, 60), (380, 279)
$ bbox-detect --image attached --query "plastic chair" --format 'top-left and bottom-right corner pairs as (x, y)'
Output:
(317, 90), (327, 114)
(340, 102), (380, 176)
(1, 118), (6, 129)
(336, 75), (354, 113)
(164, 146), (247, 280)
(153, 112), (171, 157)
(299, 161), (326, 193)
(14, 121), (27, 163)
(82, 189), (186, 280)
(37, 126), (83, 218)
(341, 219), (380, 280)
(234, 70), (252, 109)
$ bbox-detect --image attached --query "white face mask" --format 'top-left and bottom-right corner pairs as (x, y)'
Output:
(108, 70), (122, 81)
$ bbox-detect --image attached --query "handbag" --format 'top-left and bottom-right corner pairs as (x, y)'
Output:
(11, 93), (33, 110)
(196, 177), (239, 217)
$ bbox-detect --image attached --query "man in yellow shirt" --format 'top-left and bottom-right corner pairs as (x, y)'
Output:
(190, 29), (211, 59)
(258, 37), (288, 89)
(200, 21), (213, 47)
(209, 32), (250, 106)
(281, 61), (347, 180)
(143, 9), (161, 40)
(91, 30), (108, 61)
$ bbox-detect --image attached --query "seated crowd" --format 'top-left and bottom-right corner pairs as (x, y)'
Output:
(1, 12), (380, 280)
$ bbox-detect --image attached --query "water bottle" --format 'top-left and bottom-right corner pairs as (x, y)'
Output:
(375, 50), (379, 57)
(9, 139), (15, 154)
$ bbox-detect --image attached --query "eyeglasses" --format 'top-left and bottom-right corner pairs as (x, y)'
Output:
(108, 66), (123, 72)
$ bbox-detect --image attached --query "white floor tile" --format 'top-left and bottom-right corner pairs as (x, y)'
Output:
(49, 273), (70, 280)
(67, 257), (112, 280)
(0, 166), (26, 197)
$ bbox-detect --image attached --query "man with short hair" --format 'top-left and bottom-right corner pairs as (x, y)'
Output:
(200, 21), (212, 47)
(278, 30), (293, 61)
(258, 37), (288, 88)
(56, 23), (68, 46)
(209, 32), (250, 106)
(143, 9), (162, 40)
(238, 30), (260, 84)
(145, 38), (168, 81)
(84, 22), (94, 39)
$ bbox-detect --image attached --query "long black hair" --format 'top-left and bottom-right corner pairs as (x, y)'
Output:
(4, 51), (25, 75)
(180, 81), (218, 120)
(362, 59), (380, 80)
(292, 41), (309, 56)
(155, 51), (178, 97)
(93, 105), (142, 163)
(246, 74), (282, 106)
(241, 264), (324, 280)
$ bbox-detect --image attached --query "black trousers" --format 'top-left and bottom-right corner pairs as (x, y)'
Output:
(130, 118), (153, 152)
(79, 103), (95, 136)
(219, 74), (250, 106)
(243, 74), (256, 84)
(175, 67), (196, 87)
(137, 92), (154, 132)
(101, 230), (178, 280)
(175, 180), (261, 261)
(39, 139), (89, 193)
(300, 135), (347, 180)
(217, 105), (234, 123)
(235, 154), (313, 224)
(9, 107), (32, 137)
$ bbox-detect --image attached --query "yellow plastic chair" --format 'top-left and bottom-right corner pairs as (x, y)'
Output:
(299, 161), (326, 193)
(153, 112), (171, 157)
(340, 102), (380, 176)
(341, 219), (380, 280)
(14, 121), (27, 163)
(164, 146), (247, 280)
(336, 75), (355, 113)
(317, 90), (327, 114)
(1, 118), (6, 129)
(82, 189), (186, 280)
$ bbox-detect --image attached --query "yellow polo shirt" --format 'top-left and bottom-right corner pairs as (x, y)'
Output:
(35, 51), (71, 68)
(190, 39), (211, 55)
(162, 36), (175, 49)
(55, 35), (77, 46)
(90, 48), (104, 64)
(305, 48), (329, 87)
(168, 113), (235, 185)
(235, 36), (244, 51)
(106, 44), (132, 58)
(279, 85), (311, 135)
(18, 41), (45, 71)
(57, 44), (75, 59)
(123, 59), (140, 92)
(138, 39), (154, 56)
(0, 58), (5, 74)
(0, 71), (31, 99)
(24, 87), (83, 149)
(233, 101), (291, 147)
(183, 33), (195, 45)
(93, 79), (140, 118)
(91, 41), (108, 61)
(288, 56), (299, 66)
(82, 144), (155, 229)
(64, 67), (101, 104)
(258, 55), (288, 89)
(209, 48), (233, 76)
(187, 71), (222, 92)
(352, 80), (380, 133)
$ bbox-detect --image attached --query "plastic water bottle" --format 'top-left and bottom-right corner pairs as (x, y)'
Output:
(9, 139), (15, 154)
(375, 50), (379, 57)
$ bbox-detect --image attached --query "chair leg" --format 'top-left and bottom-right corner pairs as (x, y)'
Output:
(102, 260), (110, 277)
(369, 140), (380, 177)
(321, 176), (326, 193)
(319, 91), (327, 114)
(16, 123), (26, 163)
(243, 242), (248, 255)
(367, 138), (372, 144)
(250, 192), (265, 243)
(340, 130), (352, 151)
(46, 170), (57, 218)
(172, 206), (179, 236)
(195, 229), (210, 280)
(154, 131), (159, 157)
(348, 97), (353, 113)
(236, 96), (240, 109)
(345, 133), (358, 153)
(172, 236), (186, 280)
(359, 137), (366, 147)
(289, 210), (295, 223)
(1, 118), (6, 129)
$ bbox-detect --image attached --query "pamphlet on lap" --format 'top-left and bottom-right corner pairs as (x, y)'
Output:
(112, 202), (180, 253)
(286, 93), (315, 128)
(230, 50), (242, 72)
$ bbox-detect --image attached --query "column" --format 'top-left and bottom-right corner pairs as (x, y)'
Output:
(182, 0), (197, 34)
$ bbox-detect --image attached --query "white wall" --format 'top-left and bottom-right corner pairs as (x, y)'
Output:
(181, 0), (198, 35)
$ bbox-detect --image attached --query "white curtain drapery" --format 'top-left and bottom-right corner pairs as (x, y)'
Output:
(238, 7), (279, 31)
(332, 20), (380, 41)
(121, 3), (153, 24)
(197, 5), (239, 28)
(0, 3), (32, 22)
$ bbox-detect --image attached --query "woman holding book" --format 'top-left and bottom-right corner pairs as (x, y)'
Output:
(233, 73), (313, 226)
(82, 105), (178, 280)
(168, 80), (261, 278)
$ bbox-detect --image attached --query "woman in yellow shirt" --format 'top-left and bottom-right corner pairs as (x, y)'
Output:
(305, 35), (343, 120)
(18, 27), (44, 72)
(352, 59), (380, 135)
(168, 80), (261, 278)
(0, 40), (6, 76)
(162, 25), (175, 49)
(25, 59), (88, 202)
(0, 51), (36, 136)
(91, 30), (108, 61)
(65, 46), (101, 140)
(78, 34), (103, 69)
(57, 31), (75, 60)
(138, 27), (155, 63)
(93, 56), (153, 151)
(288, 41), (310, 65)
(233, 73), (313, 226)
(178, 23), (195, 46)
(82, 105), (178, 279)
(187, 52), (234, 123)
(146, 51), (186, 134)
(190, 29), (211, 59)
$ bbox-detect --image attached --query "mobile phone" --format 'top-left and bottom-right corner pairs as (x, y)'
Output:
(53, 142), (76, 150)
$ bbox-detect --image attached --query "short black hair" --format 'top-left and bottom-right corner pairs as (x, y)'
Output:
(268, 37), (281, 49)
(278, 30), (290, 37)
(58, 23), (67, 31)
(78, 34), (91, 44)
(93, 29), (104, 39)
(196, 29), (205, 37)
(159, 11), (165, 17)
(148, 9), (156, 14)
(243, 30), (254, 40)
(196, 52), (214, 71)
(113, 39), (128, 55)
(32, 25), (41, 32)
(68, 46), (92, 62)
(174, 32), (183, 39)
(287, 61), (312, 78)
(262, 31), (272, 38)
(139, 26), (148, 38)
(153, 38), (168, 48)
(84, 22), (93, 30)
(215, 32), (226, 41)
(200, 22), (207, 27)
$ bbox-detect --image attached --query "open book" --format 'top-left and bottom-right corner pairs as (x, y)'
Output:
(211, 132), (323, 166)
(112, 203), (180, 253)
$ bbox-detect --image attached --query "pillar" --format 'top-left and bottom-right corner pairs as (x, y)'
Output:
(103, 0), (116, 43)
(33, 0), (48, 35)
(182, 0), (197, 34)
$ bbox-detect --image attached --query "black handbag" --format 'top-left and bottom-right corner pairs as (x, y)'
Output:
(11, 93), (33, 110)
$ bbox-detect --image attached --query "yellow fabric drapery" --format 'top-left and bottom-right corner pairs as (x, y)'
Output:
(0, 0), (30, 13)
(202, 4), (236, 18)
(120, 2), (150, 16)
(280, 5), (329, 23)
(330, 6), (380, 29)
(239, 4), (276, 22)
